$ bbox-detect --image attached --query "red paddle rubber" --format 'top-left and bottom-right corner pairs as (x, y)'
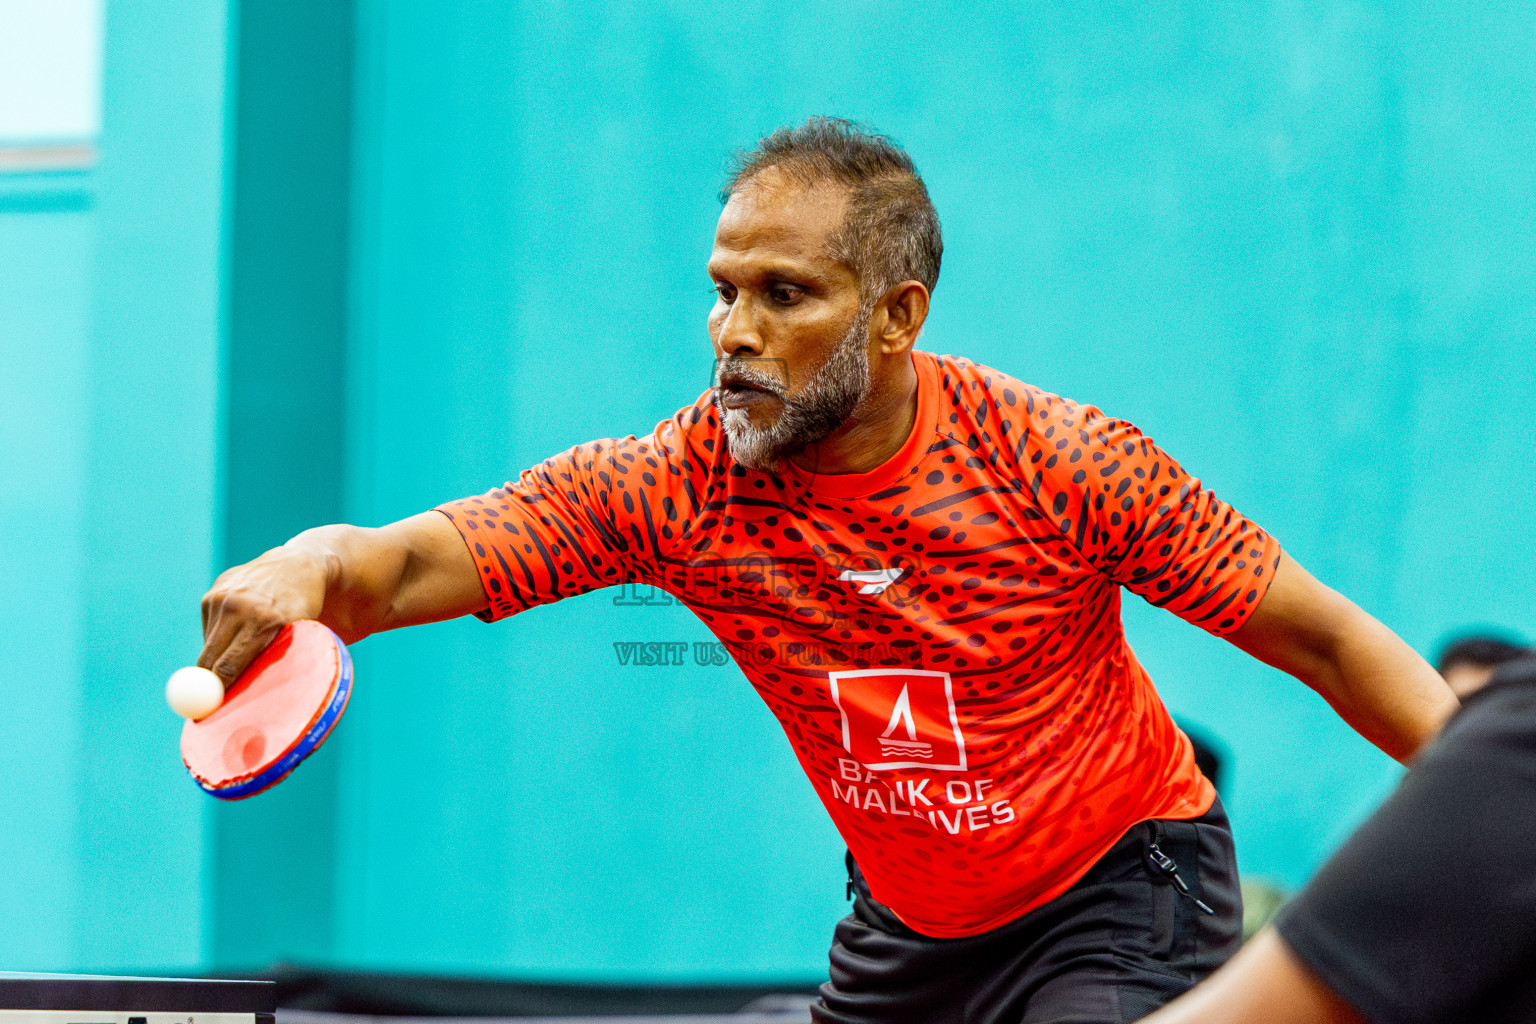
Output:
(180, 620), (353, 799)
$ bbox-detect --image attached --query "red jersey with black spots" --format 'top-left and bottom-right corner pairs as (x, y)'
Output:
(438, 350), (1281, 939)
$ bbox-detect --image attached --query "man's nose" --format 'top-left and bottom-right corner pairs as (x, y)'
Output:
(714, 296), (763, 357)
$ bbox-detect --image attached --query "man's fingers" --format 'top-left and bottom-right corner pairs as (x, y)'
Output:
(197, 600), (241, 675)
(198, 587), (287, 687)
(194, 544), (331, 686)
(209, 619), (282, 688)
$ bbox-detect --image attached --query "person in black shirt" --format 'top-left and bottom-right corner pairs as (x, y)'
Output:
(1143, 654), (1536, 1024)
(1436, 631), (1529, 698)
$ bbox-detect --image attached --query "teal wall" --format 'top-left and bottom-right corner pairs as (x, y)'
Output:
(212, 0), (354, 970)
(329, 0), (1536, 979)
(0, 177), (94, 970)
(0, 1), (231, 971)
(2, 0), (1533, 982)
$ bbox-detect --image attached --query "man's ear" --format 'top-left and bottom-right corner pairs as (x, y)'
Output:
(875, 280), (930, 354)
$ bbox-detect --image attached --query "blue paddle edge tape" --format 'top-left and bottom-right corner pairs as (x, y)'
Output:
(199, 630), (353, 801)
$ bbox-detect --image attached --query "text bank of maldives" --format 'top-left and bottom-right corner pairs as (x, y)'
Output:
(439, 350), (1280, 938)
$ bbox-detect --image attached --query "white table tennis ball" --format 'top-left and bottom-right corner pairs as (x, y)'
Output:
(166, 666), (225, 721)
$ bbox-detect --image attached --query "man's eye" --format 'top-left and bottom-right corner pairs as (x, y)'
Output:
(769, 285), (804, 304)
(712, 283), (736, 303)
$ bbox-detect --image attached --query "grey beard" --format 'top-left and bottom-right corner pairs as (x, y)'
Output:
(718, 309), (873, 473)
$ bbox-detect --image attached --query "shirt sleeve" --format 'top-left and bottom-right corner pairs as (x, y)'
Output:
(436, 397), (717, 622)
(1274, 661), (1536, 1024)
(1019, 391), (1281, 636)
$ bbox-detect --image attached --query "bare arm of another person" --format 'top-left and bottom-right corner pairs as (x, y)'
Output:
(199, 512), (485, 685)
(1227, 551), (1458, 763)
(1139, 928), (1365, 1024)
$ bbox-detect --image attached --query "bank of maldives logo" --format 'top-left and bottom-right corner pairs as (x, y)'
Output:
(829, 669), (967, 771)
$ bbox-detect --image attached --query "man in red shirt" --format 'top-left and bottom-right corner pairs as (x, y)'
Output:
(200, 118), (1456, 1022)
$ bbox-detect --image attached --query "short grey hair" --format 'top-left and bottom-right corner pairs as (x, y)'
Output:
(722, 117), (943, 300)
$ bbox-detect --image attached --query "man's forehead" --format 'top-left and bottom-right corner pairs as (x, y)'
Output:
(710, 170), (849, 273)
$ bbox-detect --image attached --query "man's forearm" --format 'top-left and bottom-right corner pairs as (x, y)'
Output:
(1228, 552), (1458, 764)
(282, 513), (486, 640)
(1297, 601), (1457, 762)
(199, 511), (484, 683)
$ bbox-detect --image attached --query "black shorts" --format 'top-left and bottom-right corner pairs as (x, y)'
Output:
(814, 797), (1242, 1024)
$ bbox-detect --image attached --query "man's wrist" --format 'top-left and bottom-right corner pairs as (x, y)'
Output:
(284, 526), (352, 598)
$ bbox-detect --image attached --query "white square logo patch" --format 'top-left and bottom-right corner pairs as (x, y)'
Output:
(828, 668), (967, 771)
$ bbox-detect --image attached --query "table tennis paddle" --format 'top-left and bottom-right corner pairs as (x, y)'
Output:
(178, 620), (353, 800)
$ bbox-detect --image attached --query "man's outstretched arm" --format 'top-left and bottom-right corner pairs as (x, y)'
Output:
(198, 512), (485, 686)
(1227, 551), (1457, 763)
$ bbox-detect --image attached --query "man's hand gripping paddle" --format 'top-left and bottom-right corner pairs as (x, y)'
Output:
(169, 620), (353, 799)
